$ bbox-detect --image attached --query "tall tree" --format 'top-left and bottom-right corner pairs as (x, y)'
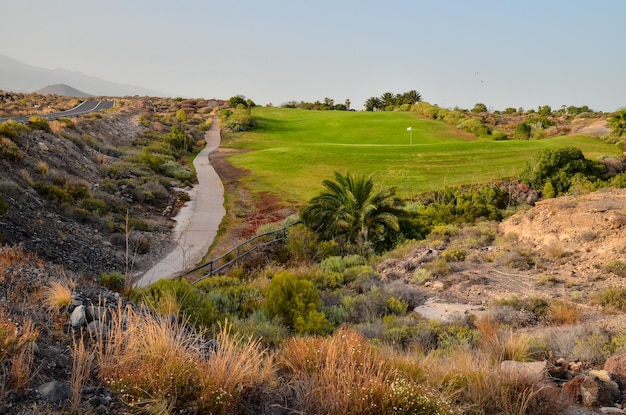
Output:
(401, 90), (422, 105)
(300, 172), (403, 253)
(364, 96), (382, 111)
(380, 92), (396, 108)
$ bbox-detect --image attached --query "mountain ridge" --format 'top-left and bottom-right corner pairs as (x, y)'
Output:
(0, 54), (173, 97)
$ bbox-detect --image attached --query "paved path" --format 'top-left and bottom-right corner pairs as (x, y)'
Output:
(135, 117), (225, 287)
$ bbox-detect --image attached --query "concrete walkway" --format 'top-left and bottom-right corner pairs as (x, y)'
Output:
(135, 117), (225, 287)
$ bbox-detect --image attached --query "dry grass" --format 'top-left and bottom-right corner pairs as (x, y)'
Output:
(71, 334), (94, 410)
(43, 280), (74, 313)
(95, 302), (273, 414)
(475, 316), (532, 363)
(35, 160), (49, 176)
(276, 327), (455, 415)
(0, 313), (39, 393)
(548, 300), (583, 325)
(416, 346), (567, 415)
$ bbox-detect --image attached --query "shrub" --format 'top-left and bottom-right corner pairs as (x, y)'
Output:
(160, 160), (194, 182)
(548, 300), (582, 324)
(265, 271), (332, 334)
(604, 259), (626, 278)
(99, 271), (125, 292)
(596, 287), (626, 312)
(33, 182), (73, 204)
(458, 118), (489, 136)
(28, 116), (52, 132)
(0, 137), (24, 161)
(514, 122), (531, 140)
(0, 120), (29, 138)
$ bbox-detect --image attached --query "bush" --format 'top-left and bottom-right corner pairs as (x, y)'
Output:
(514, 122), (531, 140)
(0, 137), (24, 162)
(33, 182), (73, 204)
(265, 271), (332, 334)
(596, 287), (626, 312)
(0, 120), (29, 138)
(28, 116), (52, 132)
(604, 259), (626, 278)
(458, 118), (489, 136)
(519, 147), (602, 195)
(99, 271), (125, 292)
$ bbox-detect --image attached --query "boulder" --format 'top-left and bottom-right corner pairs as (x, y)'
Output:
(70, 305), (85, 328)
(501, 360), (547, 383)
(37, 380), (72, 406)
(581, 370), (621, 407)
(605, 354), (626, 391)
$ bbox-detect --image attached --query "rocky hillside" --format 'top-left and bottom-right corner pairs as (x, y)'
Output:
(0, 94), (222, 280)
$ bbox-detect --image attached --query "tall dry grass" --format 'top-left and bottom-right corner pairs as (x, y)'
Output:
(94, 302), (272, 414)
(71, 334), (94, 410)
(475, 316), (532, 363)
(276, 327), (456, 415)
(0, 313), (39, 393)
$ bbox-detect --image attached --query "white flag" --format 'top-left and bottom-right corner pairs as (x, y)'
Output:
(407, 127), (412, 131)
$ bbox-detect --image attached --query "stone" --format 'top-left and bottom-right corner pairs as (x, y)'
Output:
(605, 354), (626, 391)
(87, 320), (108, 339)
(581, 370), (621, 407)
(37, 380), (72, 406)
(501, 360), (547, 383)
(599, 407), (626, 415)
(70, 305), (85, 327)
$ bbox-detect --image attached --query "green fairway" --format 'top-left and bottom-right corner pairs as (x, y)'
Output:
(222, 107), (621, 203)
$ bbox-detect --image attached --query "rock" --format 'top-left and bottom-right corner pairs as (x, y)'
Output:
(501, 360), (547, 382)
(599, 407), (626, 415)
(85, 305), (108, 323)
(37, 380), (72, 406)
(605, 354), (626, 390)
(563, 376), (585, 402)
(87, 320), (108, 339)
(70, 305), (85, 327)
(581, 370), (621, 407)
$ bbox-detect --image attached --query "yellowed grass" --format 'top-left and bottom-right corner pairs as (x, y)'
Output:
(475, 316), (531, 362)
(548, 300), (583, 324)
(71, 334), (94, 409)
(43, 280), (73, 313)
(0, 314), (39, 392)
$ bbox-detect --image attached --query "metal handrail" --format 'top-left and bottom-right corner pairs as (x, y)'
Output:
(188, 220), (301, 284)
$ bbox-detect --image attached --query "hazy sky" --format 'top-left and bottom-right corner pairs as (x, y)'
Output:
(2, 0), (625, 111)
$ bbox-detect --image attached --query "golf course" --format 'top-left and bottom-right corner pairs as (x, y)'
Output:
(221, 107), (621, 203)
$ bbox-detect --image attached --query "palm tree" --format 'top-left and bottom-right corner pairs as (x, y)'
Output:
(300, 172), (403, 253)
(400, 90), (422, 105)
(364, 96), (382, 111)
(380, 92), (396, 108)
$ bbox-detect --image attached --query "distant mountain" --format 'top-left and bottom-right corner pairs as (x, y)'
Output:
(0, 55), (172, 97)
(36, 83), (93, 98)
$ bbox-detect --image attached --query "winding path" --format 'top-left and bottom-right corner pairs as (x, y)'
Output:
(135, 117), (225, 287)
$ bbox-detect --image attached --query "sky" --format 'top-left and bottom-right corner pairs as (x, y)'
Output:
(2, 0), (625, 112)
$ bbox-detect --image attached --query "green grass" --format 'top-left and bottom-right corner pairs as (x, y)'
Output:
(223, 107), (621, 204)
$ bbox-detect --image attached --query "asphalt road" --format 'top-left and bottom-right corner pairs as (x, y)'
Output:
(0, 99), (115, 123)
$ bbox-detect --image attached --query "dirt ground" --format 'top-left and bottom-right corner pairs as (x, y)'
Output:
(380, 188), (626, 331)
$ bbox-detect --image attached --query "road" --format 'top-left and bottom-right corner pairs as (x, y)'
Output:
(0, 99), (115, 123)
(135, 117), (225, 287)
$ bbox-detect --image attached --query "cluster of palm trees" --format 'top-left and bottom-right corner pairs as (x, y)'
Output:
(364, 90), (422, 111)
(300, 172), (404, 255)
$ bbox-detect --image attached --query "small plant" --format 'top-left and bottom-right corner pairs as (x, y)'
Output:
(28, 116), (52, 132)
(99, 271), (125, 292)
(604, 259), (626, 278)
(425, 257), (450, 277)
(548, 300), (582, 324)
(412, 268), (431, 285)
(536, 274), (561, 286)
(595, 287), (626, 312)
(35, 160), (49, 176)
(442, 248), (466, 262)
(0, 137), (24, 162)
(43, 280), (73, 313)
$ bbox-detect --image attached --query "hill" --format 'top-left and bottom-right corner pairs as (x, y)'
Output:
(35, 83), (93, 98)
(0, 55), (172, 97)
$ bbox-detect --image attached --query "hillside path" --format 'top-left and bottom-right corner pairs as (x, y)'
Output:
(135, 117), (225, 287)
